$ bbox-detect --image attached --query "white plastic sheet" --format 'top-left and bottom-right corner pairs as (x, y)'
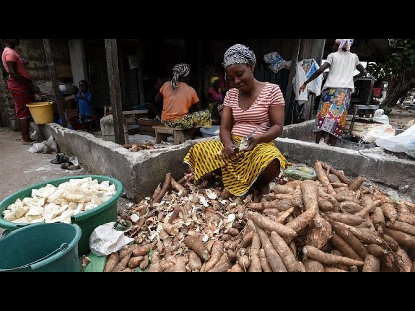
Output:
(376, 125), (415, 155)
(89, 222), (134, 256)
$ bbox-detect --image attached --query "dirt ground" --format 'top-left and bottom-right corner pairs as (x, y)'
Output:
(387, 107), (415, 130)
(0, 126), (135, 204)
(0, 127), (90, 199)
(0, 127), (135, 236)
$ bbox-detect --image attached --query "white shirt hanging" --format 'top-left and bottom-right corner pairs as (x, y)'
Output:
(293, 59), (322, 103)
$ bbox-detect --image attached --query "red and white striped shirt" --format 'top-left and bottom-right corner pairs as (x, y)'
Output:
(223, 82), (285, 137)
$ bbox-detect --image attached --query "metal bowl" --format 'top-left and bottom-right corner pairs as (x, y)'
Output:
(58, 83), (77, 95)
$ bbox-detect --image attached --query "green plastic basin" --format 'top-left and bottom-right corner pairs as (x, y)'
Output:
(0, 223), (82, 272)
(0, 175), (123, 255)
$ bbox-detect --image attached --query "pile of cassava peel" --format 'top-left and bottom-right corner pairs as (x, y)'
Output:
(104, 161), (415, 272)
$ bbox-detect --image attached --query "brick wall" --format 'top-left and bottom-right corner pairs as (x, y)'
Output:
(15, 39), (71, 85)
(0, 39), (71, 128)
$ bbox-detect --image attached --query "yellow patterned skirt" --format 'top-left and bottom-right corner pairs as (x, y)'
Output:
(183, 135), (289, 196)
(162, 110), (212, 129)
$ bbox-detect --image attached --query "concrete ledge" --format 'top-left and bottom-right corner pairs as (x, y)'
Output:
(276, 137), (415, 201)
(280, 120), (315, 141)
(42, 123), (138, 198)
(40, 123), (415, 202)
(40, 123), (211, 201)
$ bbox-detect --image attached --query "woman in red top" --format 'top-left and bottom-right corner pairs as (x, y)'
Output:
(184, 44), (289, 197)
(207, 76), (226, 122)
(2, 39), (39, 144)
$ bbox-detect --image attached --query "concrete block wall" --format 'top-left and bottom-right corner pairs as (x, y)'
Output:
(41, 123), (205, 201)
(0, 74), (15, 128)
(280, 120), (314, 141)
(131, 145), (193, 201)
(15, 39), (71, 85)
(276, 137), (415, 201)
(41, 123), (138, 199)
(41, 121), (415, 202)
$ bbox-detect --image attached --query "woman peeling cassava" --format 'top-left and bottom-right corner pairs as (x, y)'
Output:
(184, 44), (289, 198)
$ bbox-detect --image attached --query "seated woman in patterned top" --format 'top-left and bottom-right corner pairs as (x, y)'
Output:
(184, 44), (289, 197)
(155, 63), (211, 131)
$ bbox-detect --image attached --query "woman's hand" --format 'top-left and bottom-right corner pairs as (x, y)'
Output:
(245, 135), (261, 152)
(221, 144), (236, 159)
(299, 83), (307, 94)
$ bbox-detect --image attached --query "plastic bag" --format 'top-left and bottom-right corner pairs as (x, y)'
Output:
(373, 115), (389, 124)
(362, 124), (395, 143)
(376, 125), (415, 153)
(263, 52), (286, 73)
(30, 131), (41, 141)
(372, 109), (390, 125)
(27, 136), (58, 154)
(374, 109), (384, 118)
(44, 136), (58, 153)
(89, 222), (134, 256)
(69, 156), (79, 166)
(28, 142), (46, 153)
(284, 164), (317, 181)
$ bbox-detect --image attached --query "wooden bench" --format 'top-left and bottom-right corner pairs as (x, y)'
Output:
(137, 119), (161, 136)
(153, 125), (186, 145)
(122, 110), (149, 125)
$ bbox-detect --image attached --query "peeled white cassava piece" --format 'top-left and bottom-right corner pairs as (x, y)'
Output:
(1, 177), (116, 224)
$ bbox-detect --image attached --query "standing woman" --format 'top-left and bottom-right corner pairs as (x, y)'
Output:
(299, 39), (367, 146)
(184, 44), (289, 197)
(2, 39), (39, 144)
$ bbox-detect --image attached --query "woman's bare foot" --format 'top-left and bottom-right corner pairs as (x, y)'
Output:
(259, 184), (270, 196)
(251, 184), (270, 202)
(254, 184), (270, 202)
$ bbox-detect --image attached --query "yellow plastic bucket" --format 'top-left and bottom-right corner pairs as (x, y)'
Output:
(26, 102), (54, 124)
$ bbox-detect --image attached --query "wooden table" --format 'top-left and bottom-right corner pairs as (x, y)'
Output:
(122, 110), (148, 125)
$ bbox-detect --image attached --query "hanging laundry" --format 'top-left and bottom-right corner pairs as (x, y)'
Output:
(263, 52), (291, 74)
(293, 58), (323, 103)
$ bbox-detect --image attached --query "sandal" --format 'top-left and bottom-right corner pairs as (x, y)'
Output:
(67, 165), (81, 170)
(61, 162), (73, 169)
(51, 154), (71, 164)
(51, 154), (63, 164)
(22, 140), (34, 145)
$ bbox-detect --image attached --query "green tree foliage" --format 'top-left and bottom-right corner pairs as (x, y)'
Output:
(366, 39), (415, 108)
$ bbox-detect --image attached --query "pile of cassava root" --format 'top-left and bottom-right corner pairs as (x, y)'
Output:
(122, 143), (154, 152)
(105, 161), (415, 272)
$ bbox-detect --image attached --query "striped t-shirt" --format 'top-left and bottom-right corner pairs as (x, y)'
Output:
(223, 82), (285, 137)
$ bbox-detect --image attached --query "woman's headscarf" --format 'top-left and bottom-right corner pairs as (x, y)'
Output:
(171, 63), (190, 90)
(210, 76), (219, 84)
(222, 44), (256, 69)
(335, 39), (354, 52)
